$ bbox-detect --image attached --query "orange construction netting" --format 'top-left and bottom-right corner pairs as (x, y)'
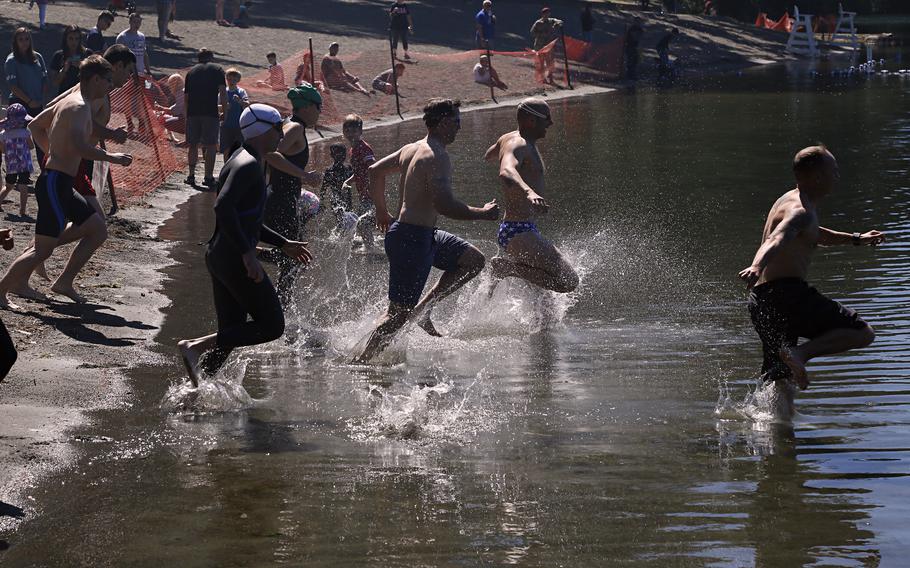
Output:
(755, 12), (793, 33)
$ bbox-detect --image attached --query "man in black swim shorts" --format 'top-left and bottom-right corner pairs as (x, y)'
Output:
(353, 99), (499, 363)
(739, 145), (885, 389)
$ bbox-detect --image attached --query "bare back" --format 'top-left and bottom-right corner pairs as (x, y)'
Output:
(488, 130), (546, 222)
(757, 188), (820, 285)
(396, 137), (451, 228)
(44, 90), (94, 176)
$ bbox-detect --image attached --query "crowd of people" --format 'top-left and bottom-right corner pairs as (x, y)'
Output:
(0, 1), (887, 399)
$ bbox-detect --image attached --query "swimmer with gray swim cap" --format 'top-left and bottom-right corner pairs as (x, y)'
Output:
(177, 103), (314, 387)
(483, 97), (579, 294)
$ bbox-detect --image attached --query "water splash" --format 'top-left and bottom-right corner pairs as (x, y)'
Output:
(715, 377), (796, 425)
(161, 357), (255, 413)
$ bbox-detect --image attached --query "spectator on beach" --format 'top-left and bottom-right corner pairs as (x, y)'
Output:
(389, 1), (413, 61)
(86, 11), (115, 54)
(5, 28), (48, 167)
(293, 52), (325, 92)
(51, 26), (93, 96)
(215, 0), (231, 26)
(624, 17), (644, 80)
(184, 48), (227, 188)
(656, 27), (679, 77)
(321, 143), (354, 213)
(116, 13), (152, 76)
(154, 74), (185, 142)
(234, 1), (251, 28)
(372, 64), (405, 96)
(220, 68), (249, 156)
(531, 7), (562, 51)
(0, 104), (35, 218)
(475, 1), (496, 50)
(155, 0), (173, 42)
(473, 54), (507, 90)
(29, 0), (50, 30)
(321, 43), (371, 96)
(581, 4), (594, 43)
(255, 52), (287, 91)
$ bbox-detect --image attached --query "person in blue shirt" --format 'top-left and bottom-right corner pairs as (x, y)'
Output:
(5, 28), (48, 167)
(475, 0), (496, 49)
(85, 11), (115, 54)
(220, 67), (250, 156)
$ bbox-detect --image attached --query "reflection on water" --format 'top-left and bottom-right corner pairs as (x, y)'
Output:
(3, 53), (910, 566)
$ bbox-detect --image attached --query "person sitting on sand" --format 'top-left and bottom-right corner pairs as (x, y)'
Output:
(153, 73), (185, 142)
(177, 103), (313, 387)
(320, 43), (371, 96)
(255, 52), (286, 91)
(739, 145), (885, 390)
(293, 52), (325, 92)
(484, 98), (578, 295)
(473, 54), (508, 90)
(372, 64), (406, 96)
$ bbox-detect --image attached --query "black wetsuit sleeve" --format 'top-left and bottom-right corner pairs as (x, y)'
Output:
(213, 161), (256, 255)
(259, 225), (289, 248)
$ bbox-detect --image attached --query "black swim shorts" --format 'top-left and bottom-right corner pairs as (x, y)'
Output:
(384, 220), (471, 307)
(35, 169), (96, 238)
(748, 277), (867, 382)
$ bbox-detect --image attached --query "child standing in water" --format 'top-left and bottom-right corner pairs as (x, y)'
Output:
(321, 143), (353, 212)
(342, 114), (376, 248)
(0, 104), (35, 218)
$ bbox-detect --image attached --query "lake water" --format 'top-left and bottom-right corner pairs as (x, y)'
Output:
(2, 53), (910, 566)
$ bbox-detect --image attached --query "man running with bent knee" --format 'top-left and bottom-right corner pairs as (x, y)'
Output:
(0, 55), (132, 309)
(739, 145), (884, 389)
(484, 98), (578, 294)
(354, 99), (499, 363)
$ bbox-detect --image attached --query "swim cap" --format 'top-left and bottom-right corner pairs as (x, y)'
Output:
(288, 83), (322, 110)
(240, 103), (283, 141)
(298, 190), (321, 218)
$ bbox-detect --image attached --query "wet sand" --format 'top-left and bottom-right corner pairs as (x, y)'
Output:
(0, 0), (790, 536)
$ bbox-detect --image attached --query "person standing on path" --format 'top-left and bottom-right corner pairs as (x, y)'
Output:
(389, 1), (413, 61)
(580, 4), (595, 43)
(530, 7), (562, 84)
(184, 48), (227, 188)
(220, 68), (249, 156)
(484, 98), (578, 294)
(5, 28), (48, 168)
(475, 1), (496, 50)
(29, 0), (50, 30)
(624, 17), (644, 80)
(262, 84), (322, 296)
(155, 0), (174, 42)
(739, 145), (884, 389)
(116, 13), (152, 78)
(0, 56), (133, 309)
(51, 25), (93, 96)
(656, 27), (679, 78)
(0, 104), (36, 219)
(177, 103), (313, 387)
(85, 11), (115, 54)
(354, 99), (499, 363)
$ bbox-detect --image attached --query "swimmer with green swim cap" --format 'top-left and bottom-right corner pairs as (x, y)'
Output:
(261, 82), (323, 299)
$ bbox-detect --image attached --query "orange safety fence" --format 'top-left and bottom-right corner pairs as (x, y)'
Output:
(755, 12), (793, 33)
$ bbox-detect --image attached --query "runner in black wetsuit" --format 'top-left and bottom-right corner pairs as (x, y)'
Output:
(177, 103), (313, 387)
(262, 83), (322, 294)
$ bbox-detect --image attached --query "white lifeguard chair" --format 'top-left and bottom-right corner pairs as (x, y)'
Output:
(831, 3), (859, 50)
(786, 6), (820, 57)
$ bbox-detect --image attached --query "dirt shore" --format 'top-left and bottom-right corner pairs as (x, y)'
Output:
(0, 0), (789, 538)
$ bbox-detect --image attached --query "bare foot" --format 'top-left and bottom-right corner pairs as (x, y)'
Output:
(50, 282), (86, 304)
(418, 314), (442, 337)
(780, 347), (809, 390)
(177, 340), (201, 387)
(35, 261), (50, 282)
(0, 293), (22, 311)
(10, 285), (48, 302)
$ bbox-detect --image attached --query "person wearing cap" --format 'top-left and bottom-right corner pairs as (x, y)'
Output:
(261, 83), (322, 297)
(177, 103), (313, 386)
(353, 99), (499, 363)
(473, 53), (507, 90)
(475, 0), (496, 50)
(0, 56), (133, 309)
(0, 104), (36, 218)
(86, 11), (115, 53)
(184, 48), (227, 188)
(320, 43), (371, 96)
(484, 98), (578, 295)
(530, 8), (562, 84)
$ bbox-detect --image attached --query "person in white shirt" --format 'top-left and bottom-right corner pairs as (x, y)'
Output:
(116, 13), (151, 76)
(473, 54), (507, 90)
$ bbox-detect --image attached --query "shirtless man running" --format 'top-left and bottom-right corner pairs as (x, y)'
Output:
(740, 145), (884, 389)
(354, 99), (499, 363)
(0, 55), (132, 309)
(484, 98), (578, 294)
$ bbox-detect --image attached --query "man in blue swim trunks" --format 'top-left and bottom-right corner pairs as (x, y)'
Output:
(484, 98), (578, 294)
(354, 98), (500, 363)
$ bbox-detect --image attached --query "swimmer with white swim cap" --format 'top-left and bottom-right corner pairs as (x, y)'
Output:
(483, 97), (579, 294)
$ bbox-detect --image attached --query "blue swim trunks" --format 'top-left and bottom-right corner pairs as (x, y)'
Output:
(498, 221), (540, 249)
(384, 221), (471, 306)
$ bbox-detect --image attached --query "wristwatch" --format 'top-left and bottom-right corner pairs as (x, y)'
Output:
(852, 232), (861, 245)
